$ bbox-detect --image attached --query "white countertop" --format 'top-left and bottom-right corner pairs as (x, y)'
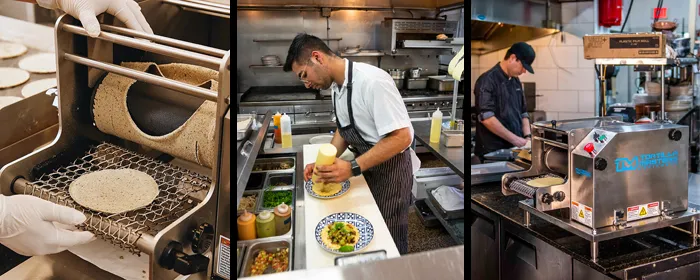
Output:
(302, 144), (400, 270)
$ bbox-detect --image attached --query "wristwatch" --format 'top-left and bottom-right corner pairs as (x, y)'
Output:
(524, 134), (532, 139)
(350, 159), (362, 176)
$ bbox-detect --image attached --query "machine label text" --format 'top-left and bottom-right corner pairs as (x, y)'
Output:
(614, 150), (678, 173)
(575, 168), (592, 178)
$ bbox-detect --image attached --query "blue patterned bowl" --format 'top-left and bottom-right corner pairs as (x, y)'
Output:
(304, 180), (350, 199)
(315, 212), (374, 255)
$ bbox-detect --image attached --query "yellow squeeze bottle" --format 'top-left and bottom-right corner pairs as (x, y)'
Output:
(281, 113), (292, 148)
(430, 108), (443, 143)
(311, 144), (337, 190)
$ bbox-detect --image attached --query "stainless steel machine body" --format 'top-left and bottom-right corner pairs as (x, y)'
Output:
(502, 117), (622, 212)
(502, 117), (699, 263)
(0, 1), (232, 277)
(570, 123), (689, 229)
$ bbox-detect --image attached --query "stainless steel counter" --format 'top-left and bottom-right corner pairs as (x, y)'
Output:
(236, 112), (272, 208)
(412, 120), (464, 178)
(246, 245), (464, 280)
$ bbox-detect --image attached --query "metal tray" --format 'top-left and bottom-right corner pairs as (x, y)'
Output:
(414, 200), (440, 228)
(237, 190), (262, 215)
(441, 130), (464, 147)
(471, 161), (525, 186)
(237, 114), (255, 141)
(252, 157), (295, 173)
(427, 187), (464, 220)
(265, 173), (294, 188)
(257, 186), (295, 211)
(239, 238), (292, 277)
(245, 172), (267, 190)
(237, 244), (245, 277)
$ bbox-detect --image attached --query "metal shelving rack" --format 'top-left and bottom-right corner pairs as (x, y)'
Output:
(593, 57), (699, 121)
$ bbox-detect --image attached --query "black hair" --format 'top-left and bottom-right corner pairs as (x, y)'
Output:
(504, 49), (515, 60)
(283, 33), (335, 72)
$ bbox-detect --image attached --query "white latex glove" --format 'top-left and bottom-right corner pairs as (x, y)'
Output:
(0, 195), (95, 256)
(36, 0), (154, 37)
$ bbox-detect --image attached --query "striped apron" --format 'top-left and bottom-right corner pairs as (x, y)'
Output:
(332, 61), (413, 254)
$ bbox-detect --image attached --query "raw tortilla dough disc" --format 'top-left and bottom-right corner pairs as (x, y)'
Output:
(18, 53), (56, 74)
(0, 68), (30, 89)
(69, 169), (160, 214)
(0, 42), (28, 59)
(21, 78), (57, 97)
(527, 177), (565, 187)
(0, 96), (22, 109)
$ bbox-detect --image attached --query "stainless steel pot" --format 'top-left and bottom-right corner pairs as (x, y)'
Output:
(409, 67), (425, 79)
(388, 69), (405, 79)
(393, 78), (404, 89)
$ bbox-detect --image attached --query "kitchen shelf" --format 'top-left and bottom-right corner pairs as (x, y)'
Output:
(594, 57), (698, 66)
(253, 38), (342, 42)
(340, 50), (385, 57)
(401, 40), (455, 49)
(249, 65), (283, 68)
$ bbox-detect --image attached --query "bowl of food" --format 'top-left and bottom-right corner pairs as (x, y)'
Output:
(315, 212), (373, 254)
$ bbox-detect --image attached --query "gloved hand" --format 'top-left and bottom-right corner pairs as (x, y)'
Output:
(36, 0), (154, 37)
(0, 195), (95, 256)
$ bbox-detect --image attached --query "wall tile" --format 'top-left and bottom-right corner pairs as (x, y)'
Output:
(559, 68), (595, 90)
(536, 90), (579, 112)
(578, 90), (595, 113)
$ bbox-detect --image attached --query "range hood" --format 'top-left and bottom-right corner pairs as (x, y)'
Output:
(471, 0), (562, 55)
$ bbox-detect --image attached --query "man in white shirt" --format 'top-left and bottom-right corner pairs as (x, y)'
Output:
(284, 33), (415, 254)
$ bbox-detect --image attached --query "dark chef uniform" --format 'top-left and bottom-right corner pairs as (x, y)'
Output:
(473, 63), (529, 160)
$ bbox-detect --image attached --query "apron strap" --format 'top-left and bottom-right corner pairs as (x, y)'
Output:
(346, 61), (356, 126)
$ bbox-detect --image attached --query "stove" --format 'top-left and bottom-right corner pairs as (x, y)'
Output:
(400, 89), (438, 96)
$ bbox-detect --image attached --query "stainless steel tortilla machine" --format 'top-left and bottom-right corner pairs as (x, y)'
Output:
(0, 1), (232, 279)
(501, 117), (700, 263)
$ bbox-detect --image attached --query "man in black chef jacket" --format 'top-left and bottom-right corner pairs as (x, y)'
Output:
(474, 42), (536, 162)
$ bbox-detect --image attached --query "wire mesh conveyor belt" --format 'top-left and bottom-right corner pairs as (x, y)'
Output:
(507, 174), (564, 198)
(12, 143), (212, 255)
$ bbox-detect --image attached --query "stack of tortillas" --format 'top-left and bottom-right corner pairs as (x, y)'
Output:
(69, 169), (160, 214)
(93, 62), (218, 168)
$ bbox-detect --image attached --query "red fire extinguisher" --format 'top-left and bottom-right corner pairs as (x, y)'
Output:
(599, 0), (622, 27)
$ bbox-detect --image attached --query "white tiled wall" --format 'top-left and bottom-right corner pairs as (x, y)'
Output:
(471, 2), (596, 120)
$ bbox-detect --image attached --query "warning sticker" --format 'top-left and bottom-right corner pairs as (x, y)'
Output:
(571, 201), (593, 227)
(627, 201), (660, 222)
(218, 236), (231, 279)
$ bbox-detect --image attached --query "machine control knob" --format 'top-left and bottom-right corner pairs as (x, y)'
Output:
(541, 193), (554, 204)
(584, 143), (595, 154)
(160, 241), (210, 275)
(593, 132), (599, 142)
(669, 129), (682, 141)
(553, 191), (566, 202)
(551, 120), (557, 129)
(595, 158), (608, 171)
(190, 223), (214, 254)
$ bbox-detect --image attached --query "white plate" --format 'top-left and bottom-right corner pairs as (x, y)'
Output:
(315, 212), (374, 255)
(304, 179), (350, 199)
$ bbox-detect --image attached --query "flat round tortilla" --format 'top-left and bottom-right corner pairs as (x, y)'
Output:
(527, 177), (565, 187)
(312, 181), (342, 196)
(69, 169), (160, 214)
(21, 78), (57, 97)
(0, 68), (30, 89)
(321, 222), (360, 250)
(18, 53), (56, 74)
(0, 42), (28, 59)
(0, 96), (22, 109)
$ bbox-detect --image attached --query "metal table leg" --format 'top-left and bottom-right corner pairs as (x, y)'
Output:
(524, 211), (530, 227)
(591, 241), (598, 263)
(692, 219), (698, 247)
